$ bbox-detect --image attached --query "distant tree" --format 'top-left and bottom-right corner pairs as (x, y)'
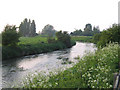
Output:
(83, 24), (92, 36)
(2, 25), (20, 46)
(29, 20), (36, 37)
(19, 22), (24, 36)
(71, 24), (101, 36)
(24, 18), (29, 36)
(70, 29), (83, 36)
(19, 18), (36, 37)
(41, 24), (56, 37)
(93, 26), (100, 35)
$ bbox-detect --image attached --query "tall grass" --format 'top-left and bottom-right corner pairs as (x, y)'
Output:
(20, 43), (119, 88)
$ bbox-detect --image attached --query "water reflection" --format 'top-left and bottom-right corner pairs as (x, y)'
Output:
(2, 42), (96, 88)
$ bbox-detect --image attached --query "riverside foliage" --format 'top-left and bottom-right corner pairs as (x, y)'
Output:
(93, 24), (120, 47)
(2, 25), (20, 46)
(2, 34), (76, 60)
(20, 43), (119, 88)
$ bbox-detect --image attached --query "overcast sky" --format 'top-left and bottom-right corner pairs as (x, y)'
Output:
(0, 0), (119, 33)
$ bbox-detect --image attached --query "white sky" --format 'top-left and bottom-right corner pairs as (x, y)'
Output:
(0, 0), (119, 33)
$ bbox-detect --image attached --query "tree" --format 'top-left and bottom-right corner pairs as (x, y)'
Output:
(56, 31), (71, 47)
(19, 18), (36, 37)
(41, 24), (56, 37)
(83, 23), (93, 36)
(29, 20), (36, 37)
(2, 25), (20, 46)
(70, 29), (83, 36)
(93, 26), (100, 35)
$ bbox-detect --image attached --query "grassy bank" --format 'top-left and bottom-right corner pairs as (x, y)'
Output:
(18, 36), (48, 45)
(71, 36), (93, 42)
(2, 36), (76, 60)
(20, 43), (119, 88)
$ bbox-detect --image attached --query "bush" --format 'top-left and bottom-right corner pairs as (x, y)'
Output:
(93, 24), (120, 47)
(56, 31), (71, 48)
(2, 25), (20, 46)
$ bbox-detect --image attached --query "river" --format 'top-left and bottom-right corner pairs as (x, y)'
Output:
(2, 42), (97, 88)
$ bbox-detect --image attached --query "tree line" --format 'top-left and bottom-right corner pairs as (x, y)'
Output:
(1, 17), (119, 48)
(70, 23), (100, 36)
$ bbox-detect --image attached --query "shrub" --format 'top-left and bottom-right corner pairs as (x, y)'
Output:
(2, 25), (20, 46)
(56, 31), (71, 48)
(93, 24), (120, 47)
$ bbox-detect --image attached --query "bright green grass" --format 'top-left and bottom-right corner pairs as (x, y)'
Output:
(19, 43), (119, 88)
(18, 35), (48, 45)
(71, 36), (93, 42)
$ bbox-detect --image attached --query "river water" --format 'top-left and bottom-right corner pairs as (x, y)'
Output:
(2, 42), (97, 88)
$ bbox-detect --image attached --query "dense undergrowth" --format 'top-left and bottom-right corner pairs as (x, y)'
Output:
(20, 43), (119, 88)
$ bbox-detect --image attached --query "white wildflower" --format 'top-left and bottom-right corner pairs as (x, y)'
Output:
(88, 73), (91, 77)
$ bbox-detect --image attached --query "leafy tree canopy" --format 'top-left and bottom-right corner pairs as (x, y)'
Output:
(41, 24), (56, 37)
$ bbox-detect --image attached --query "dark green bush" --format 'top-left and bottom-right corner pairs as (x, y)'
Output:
(2, 25), (20, 46)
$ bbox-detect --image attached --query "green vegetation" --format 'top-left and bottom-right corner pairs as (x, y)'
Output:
(2, 33), (76, 60)
(70, 24), (100, 36)
(41, 24), (56, 37)
(2, 41), (67, 60)
(93, 24), (120, 47)
(18, 36), (47, 45)
(20, 43), (119, 88)
(56, 31), (71, 48)
(2, 25), (20, 46)
(71, 36), (93, 42)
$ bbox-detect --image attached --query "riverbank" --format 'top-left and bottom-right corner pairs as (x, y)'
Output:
(2, 36), (92, 60)
(71, 36), (93, 42)
(20, 43), (119, 88)
(2, 40), (76, 60)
